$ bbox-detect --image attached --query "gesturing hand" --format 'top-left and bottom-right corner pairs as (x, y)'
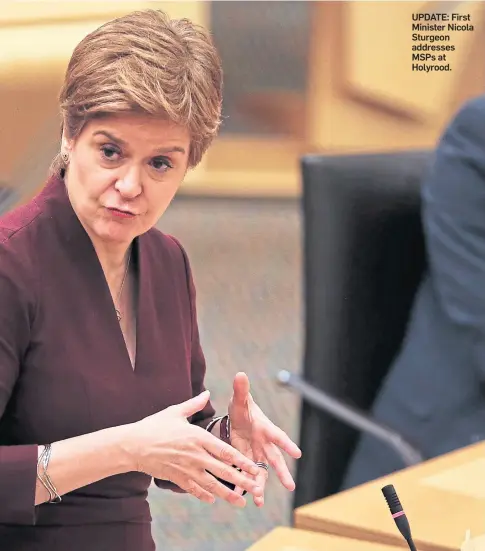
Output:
(228, 372), (302, 507)
(130, 390), (263, 506)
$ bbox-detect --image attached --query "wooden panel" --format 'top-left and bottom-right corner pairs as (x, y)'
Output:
(0, 2), (208, 186)
(344, 1), (482, 119)
(181, 137), (304, 197)
(234, 92), (305, 138)
(0, 1), (207, 26)
(0, 75), (61, 182)
(294, 442), (485, 551)
(5, 1), (484, 198)
(305, 1), (485, 152)
(0, 2), (208, 74)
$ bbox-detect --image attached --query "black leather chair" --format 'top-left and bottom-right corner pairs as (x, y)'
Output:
(289, 150), (432, 508)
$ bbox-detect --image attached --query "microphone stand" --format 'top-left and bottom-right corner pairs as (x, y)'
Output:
(277, 370), (424, 468)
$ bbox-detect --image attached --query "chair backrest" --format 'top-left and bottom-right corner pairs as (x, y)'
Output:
(293, 150), (432, 508)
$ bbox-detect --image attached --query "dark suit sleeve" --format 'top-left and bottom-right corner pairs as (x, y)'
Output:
(0, 245), (38, 524)
(154, 237), (215, 492)
(423, 95), (485, 381)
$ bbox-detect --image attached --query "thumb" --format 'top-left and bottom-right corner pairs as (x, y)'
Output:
(176, 390), (211, 418)
(232, 372), (250, 406)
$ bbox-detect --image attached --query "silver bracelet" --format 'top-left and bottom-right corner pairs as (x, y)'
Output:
(37, 444), (62, 503)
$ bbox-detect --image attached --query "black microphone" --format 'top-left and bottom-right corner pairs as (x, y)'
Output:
(381, 484), (417, 551)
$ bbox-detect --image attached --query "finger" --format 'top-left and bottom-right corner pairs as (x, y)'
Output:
(252, 462), (269, 508)
(203, 434), (260, 477)
(203, 457), (263, 498)
(198, 471), (248, 507)
(264, 442), (295, 491)
(232, 372), (250, 406)
(175, 475), (216, 505)
(175, 390), (211, 418)
(233, 485), (246, 496)
(249, 436), (268, 508)
(264, 422), (302, 459)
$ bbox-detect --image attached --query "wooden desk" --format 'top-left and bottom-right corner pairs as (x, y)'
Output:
(295, 442), (485, 551)
(246, 526), (402, 551)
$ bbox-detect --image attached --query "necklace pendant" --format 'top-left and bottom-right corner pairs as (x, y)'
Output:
(115, 248), (131, 325)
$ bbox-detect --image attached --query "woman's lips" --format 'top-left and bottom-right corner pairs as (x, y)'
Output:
(106, 207), (136, 218)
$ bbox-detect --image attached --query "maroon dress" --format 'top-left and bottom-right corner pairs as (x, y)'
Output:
(0, 175), (215, 550)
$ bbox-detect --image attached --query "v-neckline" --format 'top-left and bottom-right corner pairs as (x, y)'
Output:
(104, 236), (143, 375)
(41, 175), (146, 376)
(74, 225), (143, 376)
(111, 239), (140, 372)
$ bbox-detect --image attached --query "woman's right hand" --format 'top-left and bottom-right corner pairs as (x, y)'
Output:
(126, 390), (263, 506)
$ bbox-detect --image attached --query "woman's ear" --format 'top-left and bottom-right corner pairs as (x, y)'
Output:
(61, 133), (71, 157)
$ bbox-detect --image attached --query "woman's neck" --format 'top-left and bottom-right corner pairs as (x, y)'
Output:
(91, 240), (133, 293)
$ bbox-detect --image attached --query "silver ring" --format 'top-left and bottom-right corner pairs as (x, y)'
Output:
(255, 461), (269, 471)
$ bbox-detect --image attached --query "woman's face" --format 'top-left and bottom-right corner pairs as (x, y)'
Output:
(63, 112), (191, 247)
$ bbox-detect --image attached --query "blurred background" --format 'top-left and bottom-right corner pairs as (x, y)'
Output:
(1, 1), (484, 550)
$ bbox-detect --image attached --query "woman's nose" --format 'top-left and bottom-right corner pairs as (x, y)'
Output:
(115, 167), (142, 198)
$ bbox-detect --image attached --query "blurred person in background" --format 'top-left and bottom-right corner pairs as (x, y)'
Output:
(0, 10), (301, 551)
(344, 94), (485, 488)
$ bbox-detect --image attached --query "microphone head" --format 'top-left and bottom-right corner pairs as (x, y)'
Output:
(381, 484), (403, 515)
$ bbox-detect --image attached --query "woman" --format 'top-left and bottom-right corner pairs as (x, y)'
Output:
(343, 94), (485, 488)
(0, 9), (301, 551)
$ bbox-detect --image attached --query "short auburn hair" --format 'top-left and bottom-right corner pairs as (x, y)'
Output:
(51, 9), (223, 174)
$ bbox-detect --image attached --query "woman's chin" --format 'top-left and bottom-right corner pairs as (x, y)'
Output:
(93, 219), (141, 244)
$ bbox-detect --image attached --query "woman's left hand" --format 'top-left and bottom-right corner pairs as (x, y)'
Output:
(228, 372), (302, 507)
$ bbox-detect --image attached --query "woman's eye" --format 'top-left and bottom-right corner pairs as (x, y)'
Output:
(151, 157), (172, 172)
(100, 145), (121, 161)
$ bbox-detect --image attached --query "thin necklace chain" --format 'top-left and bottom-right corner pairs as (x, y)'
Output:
(115, 248), (131, 322)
